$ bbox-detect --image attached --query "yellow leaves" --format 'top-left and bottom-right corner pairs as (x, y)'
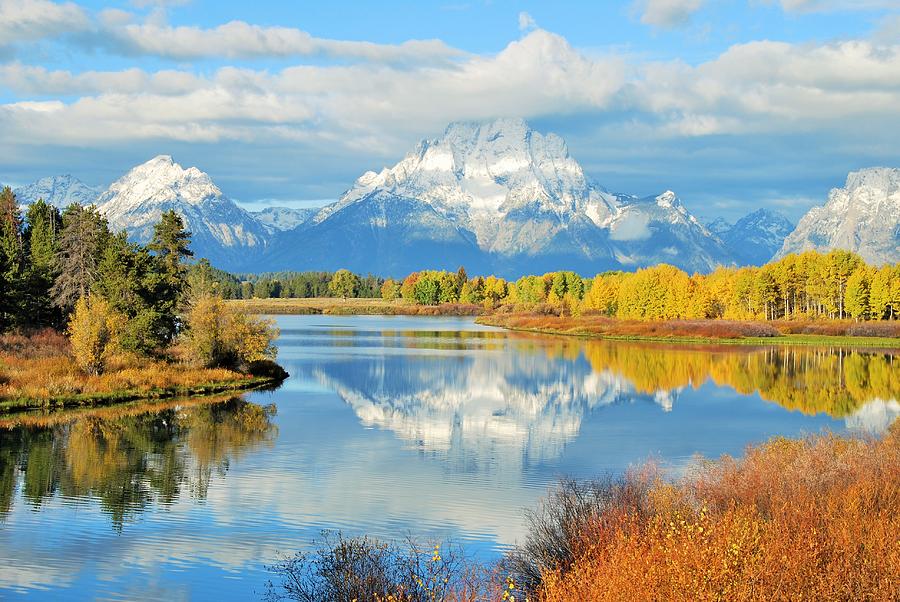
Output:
(184, 294), (278, 368)
(68, 295), (126, 375)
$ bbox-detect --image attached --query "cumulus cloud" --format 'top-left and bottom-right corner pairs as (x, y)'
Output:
(0, 0), (90, 44)
(635, 0), (706, 28)
(0, 29), (626, 149)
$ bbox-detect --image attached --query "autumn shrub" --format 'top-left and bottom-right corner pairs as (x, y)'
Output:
(184, 295), (278, 370)
(68, 296), (125, 375)
(532, 426), (900, 602)
(265, 534), (492, 602)
(0, 328), (69, 359)
(847, 321), (900, 338)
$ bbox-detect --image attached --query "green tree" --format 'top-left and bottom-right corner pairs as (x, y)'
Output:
(413, 272), (441, 305)
(148, 210), (193, 344)
(0, 187), (25, 330)
(328, 269), (361, 299)
(51, 204), (110, 314)
(23, 199), (62, 327)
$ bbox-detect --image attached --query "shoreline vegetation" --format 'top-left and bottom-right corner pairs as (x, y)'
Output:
(227, 297), (900, 346)
(477, 313), (900, 347)
(0, 196), (285, 412)
(266, 424), (900, 602)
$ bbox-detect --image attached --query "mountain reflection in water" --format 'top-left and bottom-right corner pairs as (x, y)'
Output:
(296, 330), (899, 470)
(0, 315), (897, 600)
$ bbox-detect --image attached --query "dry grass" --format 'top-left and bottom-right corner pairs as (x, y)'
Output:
(533, 426), (900, 602)
(0, 330), (261, 409)
(228, 297), (482, 316)
(482, 314), (900, 345)
(482, 314), (782, 339)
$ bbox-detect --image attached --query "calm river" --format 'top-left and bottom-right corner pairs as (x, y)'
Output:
(1, 315), (897, 599)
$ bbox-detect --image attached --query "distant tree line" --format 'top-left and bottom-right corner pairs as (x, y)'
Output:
(210, 269), (385, 300)
(386, 250), (899, 321)
(0, 188), (276, 374)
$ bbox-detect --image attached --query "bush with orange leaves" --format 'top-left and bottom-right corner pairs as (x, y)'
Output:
(529, 425), (900, 602)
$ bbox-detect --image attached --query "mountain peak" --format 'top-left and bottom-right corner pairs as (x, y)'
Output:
(13, 174), (101, 208)
(844, 167), (900, 194)
(656, 190), (680, 208)
(778, 167), (899, 264)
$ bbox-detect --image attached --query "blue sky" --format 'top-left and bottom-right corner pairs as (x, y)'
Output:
(1, 0), (899, 222)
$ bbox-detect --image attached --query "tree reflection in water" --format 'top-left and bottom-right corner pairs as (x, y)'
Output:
(0, 397), (276, 529)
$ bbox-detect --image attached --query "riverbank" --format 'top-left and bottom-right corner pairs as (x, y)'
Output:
(0, 330), (287, 413)
(477, 313), (900, 347)
(228, 297), (481, 316)
(267, 424), (900, 601)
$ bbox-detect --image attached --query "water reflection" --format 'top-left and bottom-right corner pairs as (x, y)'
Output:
(0, 397), (276, 529)
(0, 316), (897, 600)
(297, 331), (899, 469)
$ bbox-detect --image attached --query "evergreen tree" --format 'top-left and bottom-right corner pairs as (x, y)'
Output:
(24, 199), (62, 327)
(0, 187), (25, 331)
(51, 204), (110, 314)
(148, 210), (193, 344)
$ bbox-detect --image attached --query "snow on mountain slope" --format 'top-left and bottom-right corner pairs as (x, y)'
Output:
(777, 168), (900, 264)
(712, 209), (794, 265)
(251, 206), (315, 232)
(13, 175), (101, 208)
(273, 119), (732, 276)
(96, 155), (269, 271)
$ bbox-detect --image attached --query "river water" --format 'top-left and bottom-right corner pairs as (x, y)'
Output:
(1, 315), (897, 600)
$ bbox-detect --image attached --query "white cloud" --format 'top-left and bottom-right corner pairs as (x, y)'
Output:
(0, 30), (626, 149)
(610, 213), (652, 240)
(104, 20), (464, 63)
(635, 0), (706, 28)
(772, 0), (900, 12)
(0, 0), (89, 44)
(518, 11), (537, 32)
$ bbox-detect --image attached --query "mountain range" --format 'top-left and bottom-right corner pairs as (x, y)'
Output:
(8, 119), (898, 275)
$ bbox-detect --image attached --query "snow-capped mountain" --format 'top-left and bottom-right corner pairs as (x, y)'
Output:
(251, 206), (315, 232)
(96, 155), (269, 271)
(270, 118), (733, 276)
(777, 168), (900, 264)
(711, 209), (794, 265)
(13, 175), (101, 208)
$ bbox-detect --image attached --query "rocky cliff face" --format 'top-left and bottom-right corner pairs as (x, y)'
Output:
(778, 168), (900, 264)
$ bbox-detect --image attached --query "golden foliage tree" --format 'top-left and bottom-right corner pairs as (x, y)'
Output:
(68, 295), (124, 375)
(184, 295), (278, 369)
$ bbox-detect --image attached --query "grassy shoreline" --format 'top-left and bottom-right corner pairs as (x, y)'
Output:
(231, 297), (900, 347)
(0, 374), (282, 413)
(476, 313), (900, 348)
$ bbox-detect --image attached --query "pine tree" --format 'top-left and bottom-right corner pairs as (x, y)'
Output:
(51, 204), (110, 314)
(0, 187), (25, 330)
(147, 210), (193, 344)
(24, 199), (62, 327)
